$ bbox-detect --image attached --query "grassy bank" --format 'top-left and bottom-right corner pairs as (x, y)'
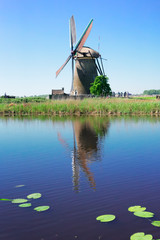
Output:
(0, 96), (46, 104)
(0, 98), (160, 116)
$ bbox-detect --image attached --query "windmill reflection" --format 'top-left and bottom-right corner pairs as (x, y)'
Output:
(58, 118), (110, 192)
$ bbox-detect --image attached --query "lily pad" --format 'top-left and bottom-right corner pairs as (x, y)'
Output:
(19, 203), (32, 207)
(12, 199), (28, 204)
(34, 206), (50, 212)
(130, 232), (153, 240)
(134, 211), (154, 218)
(27, 193), (42, 199)
(15, 185), (25, 188)
(141, 235), (153, 240)
(151, 221), (160, 227)
(130, 232), (144, 240)
(0, 198), (12, 201)
(128, 206), (146, 212)
(96, 214), (116, 222)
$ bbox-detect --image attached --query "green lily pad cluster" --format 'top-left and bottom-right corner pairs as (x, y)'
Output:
(96, 205), (160, 239)
(128, 205), (160, 229)
(128, 205), (154, 218)
(2, 195), (160, 238)
(1, 192), (50, 212)
(11, 193), (50, 212)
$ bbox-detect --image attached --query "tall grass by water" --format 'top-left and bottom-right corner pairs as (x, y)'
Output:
(1, 98), (160, 116)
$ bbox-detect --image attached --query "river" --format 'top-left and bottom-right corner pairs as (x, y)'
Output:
(0, 116), (160, 240)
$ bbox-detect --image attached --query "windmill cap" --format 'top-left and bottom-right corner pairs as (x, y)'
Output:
(76, 46), (100, 58)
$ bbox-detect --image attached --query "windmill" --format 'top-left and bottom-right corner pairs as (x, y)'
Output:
(56, 16), (105, 95)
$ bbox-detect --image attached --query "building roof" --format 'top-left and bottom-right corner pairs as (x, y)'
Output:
(52, 88), (64, 95)
(75, 46), (100, 59)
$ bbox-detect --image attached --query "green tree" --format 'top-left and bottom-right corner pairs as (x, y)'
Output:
(90, 75), (112, 97)
(143, 89), (160, 95)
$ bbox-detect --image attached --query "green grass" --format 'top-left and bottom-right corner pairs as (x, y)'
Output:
(0, 97), (46, 104)
(131, 96), (156, 100)
(0, 98), (160, 116)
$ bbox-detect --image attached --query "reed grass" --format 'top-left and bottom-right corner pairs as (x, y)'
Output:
(0, 98), (160, 116)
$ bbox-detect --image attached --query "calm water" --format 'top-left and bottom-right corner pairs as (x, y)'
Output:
(1, 116), (160, 240)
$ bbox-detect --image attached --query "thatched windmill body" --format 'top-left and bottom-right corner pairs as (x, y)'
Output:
(71, 46), (100, 95)
(56, 16), (105, 95)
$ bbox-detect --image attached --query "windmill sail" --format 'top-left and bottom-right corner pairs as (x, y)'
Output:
(56, 17), (93, 78)
(74, 19), (93, 52)
(56, 54), (72, 77)
(70, 15), (76, 49)
(70, 16), (76, 91)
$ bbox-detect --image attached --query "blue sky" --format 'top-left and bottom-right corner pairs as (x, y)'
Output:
(0, 0), (160, 96)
